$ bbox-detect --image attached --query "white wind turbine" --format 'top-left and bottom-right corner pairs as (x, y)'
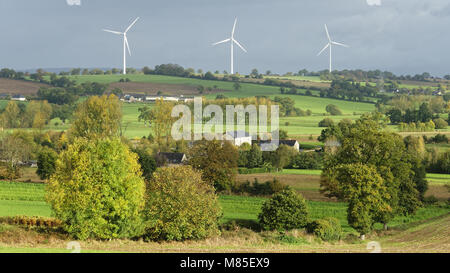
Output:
(102, 17), (140, 75)
(317, 24), (349, 73)
(212, 18), (247, 75)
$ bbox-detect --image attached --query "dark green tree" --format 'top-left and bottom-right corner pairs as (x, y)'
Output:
(36, 147), (58, 180)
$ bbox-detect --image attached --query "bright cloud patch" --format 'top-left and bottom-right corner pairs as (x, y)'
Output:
(66, 0), (81, 6)
(366, 0), (381, 6)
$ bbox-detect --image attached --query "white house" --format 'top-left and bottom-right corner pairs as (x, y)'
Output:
(224, 131), (252, 147)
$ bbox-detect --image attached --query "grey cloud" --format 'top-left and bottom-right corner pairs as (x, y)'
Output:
(0, 0), (449, 76)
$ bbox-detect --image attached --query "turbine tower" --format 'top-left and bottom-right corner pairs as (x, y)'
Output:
(212, 18), (247, 75)
(317, 24), (349, 73)
(103, 17), (140, 75)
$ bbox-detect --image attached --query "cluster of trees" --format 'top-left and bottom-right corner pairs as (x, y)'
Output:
(0, 68), (26, 80)
(383, 100), (449, 131)
(273, 97), (311, 117)
(386, 103), (434, 124)
(319, 80), (378, 102)
(0, 101), (53, 130)
(319, 113), (427, 238)
(238, 144), (263, 169)
(37, 95), (222, 241)
(316, 70), (438, 83)
(37, 81), (109, 104)
(67, 68), (135, 75)
(0, 128), (67, 180)
(426, 151), (450, 174)
(398, 121), (436, 132)
(142, 64), (226, 82)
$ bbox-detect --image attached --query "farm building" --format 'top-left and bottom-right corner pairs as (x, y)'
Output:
(11, 94), (26, 101)
(145, 96), (179, 102)
(158, 152), (187, 166)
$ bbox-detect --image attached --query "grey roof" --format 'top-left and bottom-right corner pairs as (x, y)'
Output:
(158, 152), (186, 164)
(254, 139), (299, 147)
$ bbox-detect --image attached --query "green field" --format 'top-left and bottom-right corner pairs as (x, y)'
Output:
(427, 173), (450, 186)
(1, 181), (448, 236)
(219, 195), (449, 233)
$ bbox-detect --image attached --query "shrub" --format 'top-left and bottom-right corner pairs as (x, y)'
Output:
(0, 216), (62, 229)
(307, 217), (343, 241)
(291, 152), (323, 169)
(326, 104), (343, 116)
(318, 118), (335, 127)
(36, 147), (58, 180)
(144, 165), (222, 241)
(433, 118), (448, 129)
(233, 178), (287, 196)
(423, 195), (439, 205)
(431, 134), (449, 144)
(258, 188), (309, 231)
(46, 138), (146, 240)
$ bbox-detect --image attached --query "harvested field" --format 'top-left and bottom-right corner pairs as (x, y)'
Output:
(0, 78), (50, 96)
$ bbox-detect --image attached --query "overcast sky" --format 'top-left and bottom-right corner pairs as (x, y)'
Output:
(0, 0), (449, 76)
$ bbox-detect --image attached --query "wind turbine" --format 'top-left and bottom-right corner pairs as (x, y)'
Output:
(102, 17), (140, 75)
(317, 24), (349, 73)
(212, 18), (247, 75)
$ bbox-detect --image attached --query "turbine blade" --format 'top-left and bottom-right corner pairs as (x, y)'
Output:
(232, 18), (237, 36)
(102, 29), (122, 35)
(212, 38), (231, 46)
(324, 24), (331, 42)
(317, 43), (330, 56)
(125, 36), (131, 56)
(332, 41), (349, 48)
(233, 39), (247, 53)
(125, 17), (140, 33)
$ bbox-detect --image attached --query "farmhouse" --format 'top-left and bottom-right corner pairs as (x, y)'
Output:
(224, 131), (252, 147)
(158, 152), (187, 165)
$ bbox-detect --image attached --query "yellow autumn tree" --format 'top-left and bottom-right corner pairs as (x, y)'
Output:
(69, 94), (122, 139)
(46, 137), (146, 240)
